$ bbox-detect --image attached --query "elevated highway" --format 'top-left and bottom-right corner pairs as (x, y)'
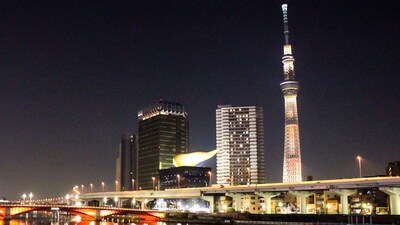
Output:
(80, 177), (400, 215)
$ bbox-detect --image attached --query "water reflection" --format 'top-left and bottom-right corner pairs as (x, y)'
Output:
(1, 220), (170, 225)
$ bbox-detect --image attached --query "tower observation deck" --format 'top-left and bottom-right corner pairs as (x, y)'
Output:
(280, 4), (302, 183)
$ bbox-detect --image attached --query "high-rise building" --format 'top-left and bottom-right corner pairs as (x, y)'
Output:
(280, 4), (303, 183)
(115, 134), (137, 191)
(216, 105), (265, 186)
(386, 161), (400, 176)
(137, 100), (189, 190)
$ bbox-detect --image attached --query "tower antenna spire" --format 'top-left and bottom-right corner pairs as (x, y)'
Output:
(282, 4), (290, 45)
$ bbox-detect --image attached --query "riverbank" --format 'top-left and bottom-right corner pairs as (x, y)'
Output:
(162, 212), (400, 224)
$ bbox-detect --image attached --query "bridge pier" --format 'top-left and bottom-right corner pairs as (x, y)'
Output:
(200, 195), (215, 213)
(94, 209), (102, 222)
(331, 189), (357, 214)
(256, 192), (278, 214)
(380, 187), (400, 215)
(4, 207), (11, 221)
(291, 191), (313, 214)
(226, 193), (243, 212)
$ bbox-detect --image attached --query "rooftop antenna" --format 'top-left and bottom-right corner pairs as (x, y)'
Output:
(282, 4), (290, 45)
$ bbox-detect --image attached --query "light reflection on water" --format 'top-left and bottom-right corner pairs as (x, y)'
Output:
(0, 215), (172, 225)
(0, 220), (171, 225)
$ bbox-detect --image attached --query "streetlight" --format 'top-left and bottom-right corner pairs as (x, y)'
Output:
(90, 183), (93, 192)
(114, 197), (118, 207)
(103, 197), (107, 206)
(132, 198), (136, 208)
(357, 156), (362, 178)
(22, 193), (26, 203)
(131, 179), (135, 190)
(29, 193), (33, 203)
(65, 194), (70, 205)
(115, 180), (119, 191)
(101, 182), (105, 192)
(75, 195), (79, 206)
(177, 174), (181, 188)
(208, 171), (212, 187)
(81, 184), (85, 192)
(152, 177), (156, 191)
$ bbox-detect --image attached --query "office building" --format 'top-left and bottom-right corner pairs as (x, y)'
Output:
(115, 134), (137, 191)
(159, 166), (212, 190)
(280, 4), (303, 183)
(137, 100), (189, 190)
(216, 105), (265, 186)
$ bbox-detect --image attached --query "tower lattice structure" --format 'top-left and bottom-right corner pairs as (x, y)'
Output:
(280, 4), (302, 183)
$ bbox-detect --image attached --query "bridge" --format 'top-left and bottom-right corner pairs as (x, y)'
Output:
(0, 204), (165, 221)
(79, 176), (400, 215)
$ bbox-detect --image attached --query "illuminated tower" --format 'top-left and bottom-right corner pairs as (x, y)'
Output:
(281, 4), (302, 183)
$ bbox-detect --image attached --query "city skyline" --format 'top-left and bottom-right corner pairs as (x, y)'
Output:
(0, 1), (399, 199)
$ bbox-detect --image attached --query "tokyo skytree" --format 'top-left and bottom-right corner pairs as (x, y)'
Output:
(280, 4), (302, 183)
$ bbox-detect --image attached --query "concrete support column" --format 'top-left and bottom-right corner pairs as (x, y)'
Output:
(200, 195), (215, 213)
(331, 189), (357, 215)
(94, 209), (101, 222)
(141, 200), (146, 209)
(256, 192), (278, 214)
(226, 193), (243, 212)
(292, 191), (313, 214)
(4, 207), (11, 220)
(380, 187), (400, 215)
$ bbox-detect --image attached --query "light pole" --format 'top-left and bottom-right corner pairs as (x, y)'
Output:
(357, 156), (362, 178)
(115, 180), (119, 191)
(208, 171), (212, 187)
(29, 193), (33, 203)
(75, 195), (79, 206)
(65, 194), (70, 205)
(22, 193), (26, 203)
(152, 177), (156, 191)
(103, 197), (107, 206)
(90, 183), (93, 192)
(177, 174), (181, 188)
(101, 182), (105, 192)
(81, 184), (85, 192)
(131, 179), (135, 190)
(114, 197), (118, 207)
(132, 198), (136, 208)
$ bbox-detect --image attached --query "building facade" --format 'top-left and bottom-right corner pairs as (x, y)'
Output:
(116, 134), (137, 191)
(137, 100), (189, 190)
(159, 166), (211, 190)
(280, 4), (303, 183)
(216, 105), (265, 186)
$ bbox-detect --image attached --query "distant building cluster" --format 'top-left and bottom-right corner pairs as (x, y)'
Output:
(115, 100), (266, 191)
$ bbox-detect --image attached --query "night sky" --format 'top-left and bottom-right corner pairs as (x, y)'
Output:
(0, 1), (399, 199)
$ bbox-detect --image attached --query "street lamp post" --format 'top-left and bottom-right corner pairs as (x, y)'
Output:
(101, 182), (105, 192)
(90, 183), (93, 192)
(22, 194), (26, 203)
(177, 174), (181, 188)
(152, 177), (156, 191)
(114, 197), (118, 207)
(357, 156), (362, 178)
(115, 180), (119, 191)
(131, 179), (135, 190)
(208, 171), (212, 187)
(81, 184), (85, 193)
(29, 193), (33, 203)
(65, 194), (70, 205)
